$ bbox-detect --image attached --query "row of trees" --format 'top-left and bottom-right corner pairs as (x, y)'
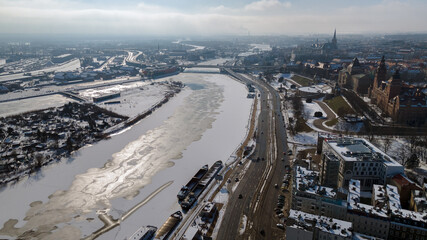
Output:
(370, 135), (427, 169)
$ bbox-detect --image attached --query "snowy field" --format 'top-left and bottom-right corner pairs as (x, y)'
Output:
(0, 94), (75, 117)
(302, 99), (326, 129)
(0, 73), (253, 240)
(79, 81), (172, 117)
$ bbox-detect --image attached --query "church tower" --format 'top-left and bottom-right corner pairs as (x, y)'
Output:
(373, 56), (387, 88)
(387, 69), (402, 100)
(331, 29), (338, 49)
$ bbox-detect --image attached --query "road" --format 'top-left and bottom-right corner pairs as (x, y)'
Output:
(313, 100), (339, 133)
(217, 70), (289, 239)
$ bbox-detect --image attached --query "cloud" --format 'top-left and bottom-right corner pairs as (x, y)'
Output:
(244, 0), (291, 12)
(0, 0), (426, 36)
(136, 2), (172, 13)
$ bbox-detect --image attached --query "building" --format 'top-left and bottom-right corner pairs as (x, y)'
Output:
(391, 173), (422, 209)
(338, 57), (372, 94)
(346, 179), (391, 239)
(312, 29), (338, 52)
(389, 209), (427, 240)
(287, 209), (382, 240)
(369, 56), (427, 125)
(292, 166), (347, 220)
(410, 183), (427, 213)
(319, 137), (404, 191)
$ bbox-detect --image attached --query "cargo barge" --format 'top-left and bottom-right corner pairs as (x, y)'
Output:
(177, 165), (208, 200)
(154, 211), (183, 240)
(181, 161), (223, 210)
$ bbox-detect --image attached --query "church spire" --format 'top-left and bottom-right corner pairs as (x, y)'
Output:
(374, 56), (387, 88)
(332, 28), (337, 49)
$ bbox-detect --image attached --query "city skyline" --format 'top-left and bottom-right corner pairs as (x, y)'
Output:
(0, 0), (427, 37)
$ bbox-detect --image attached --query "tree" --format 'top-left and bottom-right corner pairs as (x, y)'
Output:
(35, 153), (44, 168)
(406, 153), (420, 169)
(383, 137), (392, 153)
(278, 77), (284, 83)
(66, 137), (74, 152)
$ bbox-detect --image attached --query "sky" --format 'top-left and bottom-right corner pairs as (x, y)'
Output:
(0, 0), (426, 37)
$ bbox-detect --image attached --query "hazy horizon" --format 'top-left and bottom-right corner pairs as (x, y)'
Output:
(0, 0), (427, 38)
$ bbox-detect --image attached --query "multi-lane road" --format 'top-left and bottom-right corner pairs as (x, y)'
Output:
(217, 69), (289, 239)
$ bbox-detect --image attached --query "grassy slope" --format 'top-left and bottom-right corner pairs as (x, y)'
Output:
(324, 96), (355, 117)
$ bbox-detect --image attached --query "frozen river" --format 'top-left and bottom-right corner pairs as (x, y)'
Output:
(0, 73), (253, 239)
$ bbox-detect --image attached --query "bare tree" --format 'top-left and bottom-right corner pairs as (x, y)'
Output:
(35, 153), (44, 169)
(383, 137), (392, 153)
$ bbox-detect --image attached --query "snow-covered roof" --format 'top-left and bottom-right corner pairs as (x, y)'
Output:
(386, 185), (401, 211)
(373, 184), (387, 206)
(348, 180), (388, 218)
(324, 137), (403, 176)
(289, 210), (353, 238)
(299, 86), (320, 93)
(348, 179), (360, 206)
(394, 209), (427, 224)
(295, 166), (336, 198)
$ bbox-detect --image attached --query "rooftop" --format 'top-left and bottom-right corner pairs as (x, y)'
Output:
(324, 137), (402, 169)
(295, 166), (336, 198)
(347, 180), (388, 218)
(386, 185), (401, 212)
(289, 209), (353, 238)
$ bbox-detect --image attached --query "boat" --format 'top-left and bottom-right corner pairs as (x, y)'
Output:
(181, 161), (223, 210)
(177, 165), (209, 200)
(154, 211), (183, 240)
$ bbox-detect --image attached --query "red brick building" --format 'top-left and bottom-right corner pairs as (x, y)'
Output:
(369, 56), (427, 126)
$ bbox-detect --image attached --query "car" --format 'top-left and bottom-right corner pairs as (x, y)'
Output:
(276, 223), (285, 229)
(274, 184), (279, 189)
(238, 194), (243, 199)
(235, 177), (239, 182)
(287, 150), (293, 155)
(275, 210), (282, 214)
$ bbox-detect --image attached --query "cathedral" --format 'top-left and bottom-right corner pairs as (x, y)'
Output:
(311, 29), (338, 52)
(369, 56), (427, 126)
